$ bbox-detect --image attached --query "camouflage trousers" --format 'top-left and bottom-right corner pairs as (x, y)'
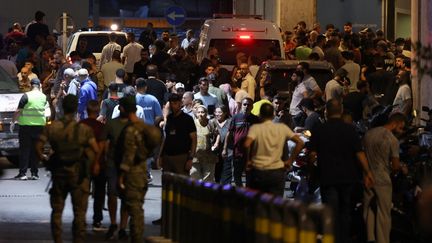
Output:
(121, 171), (148, 243)
(49, 174), (90, 243)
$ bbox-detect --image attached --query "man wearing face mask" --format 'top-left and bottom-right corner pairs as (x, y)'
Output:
(363, 113), (408, 243)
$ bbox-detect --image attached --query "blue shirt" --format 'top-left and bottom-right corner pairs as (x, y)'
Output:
(78, 78), (97, 120)
(136, 93), (162, 125)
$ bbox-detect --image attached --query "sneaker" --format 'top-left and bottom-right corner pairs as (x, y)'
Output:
(105, 224), (118, 240)
(92, 222), (106, 231)
(118, 229), (128, 240)
(30, 174), (39, 180)
(14, 174), (27, 180)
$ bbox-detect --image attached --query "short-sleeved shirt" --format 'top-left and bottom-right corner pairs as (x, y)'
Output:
(194, 92), (219, 114)
(302, 75), (321, 97)
(324, 79), (343, 102)
(163, 111), (196, 156)
(308, 118), (363, 186)
(247, 120), (295, 170)
(123, 42), (144, 73)
(289, 83), (307, 115)
(136, 93), (163, 125)
(229, 112), (260, 157)
(393, 84), (412, 112)
(363, 126), (399, 186)
(80, 118), (106, 142)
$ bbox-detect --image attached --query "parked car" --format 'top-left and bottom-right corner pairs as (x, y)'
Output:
(0, 66), (22, 166)
(65, 30), (128, 65)
(255, 60), (335, 99)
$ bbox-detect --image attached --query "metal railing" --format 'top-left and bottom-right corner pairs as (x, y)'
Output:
(153, 172), (334, 243)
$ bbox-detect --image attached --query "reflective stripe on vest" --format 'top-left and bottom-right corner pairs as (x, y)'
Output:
(18, 90), (47, 126)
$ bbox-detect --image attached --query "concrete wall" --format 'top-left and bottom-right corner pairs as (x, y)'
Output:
(316, 0), (382, 32)
(279, 0), (315, 32)
(234, 0), (316, 32)
(0, 0), (89, 35)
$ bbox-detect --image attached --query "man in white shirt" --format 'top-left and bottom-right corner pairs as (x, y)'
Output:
(324, 68), (349, 102)
(193, 78), (219, 115)
(392, 70), (412, 117)
(181, 29), (196, 49)
(297, 62), (322, 99)
(244, 103), (304, 196)
(122, 32), (143, 81)
(341, 51), (360, 92)
(100, 32), (121, 68)
(0, 51), (17, 77)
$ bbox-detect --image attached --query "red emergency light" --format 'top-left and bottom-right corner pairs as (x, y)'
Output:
(238, 35), (252, 39)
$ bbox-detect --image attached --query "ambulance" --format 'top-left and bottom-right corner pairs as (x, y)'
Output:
(197, 14), (285, 70)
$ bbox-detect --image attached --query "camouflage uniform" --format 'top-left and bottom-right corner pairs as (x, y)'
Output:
(119, 120), (161, 243)
(39, 117), (95, 243)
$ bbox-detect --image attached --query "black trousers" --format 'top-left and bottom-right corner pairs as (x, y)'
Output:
(19, 125), (44, 175)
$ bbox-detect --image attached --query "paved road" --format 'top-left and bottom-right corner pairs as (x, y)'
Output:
(0, 157), (162, 242)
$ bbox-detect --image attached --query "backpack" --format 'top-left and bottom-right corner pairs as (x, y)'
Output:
(51, 120), (84, 167)
(103, 97), (119, 121)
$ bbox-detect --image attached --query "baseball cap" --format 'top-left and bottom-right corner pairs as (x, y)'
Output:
(63, 68), (76, 77)
(175, 82), (185, 90)
(30, 78), (41, 86)
(77, 68), (88, 76)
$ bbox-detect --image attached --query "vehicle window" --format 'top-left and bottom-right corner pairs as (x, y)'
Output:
(0, 66), (19, 93)
(209, 39), (281, 65)
(78, 34), (128, 53)
(267, 69), (334, 92)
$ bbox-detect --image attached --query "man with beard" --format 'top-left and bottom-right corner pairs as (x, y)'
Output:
(363, 113), (408, 243)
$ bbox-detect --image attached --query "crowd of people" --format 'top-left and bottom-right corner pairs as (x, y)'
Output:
(1, 9), (418, 243)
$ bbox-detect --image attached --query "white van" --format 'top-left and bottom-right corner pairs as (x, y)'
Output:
(65, 31), (128, 64)
(197, 16), (285, 70)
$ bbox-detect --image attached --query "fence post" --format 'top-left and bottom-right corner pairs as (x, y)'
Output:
(283, 201), (306, 243)
(255, 193), (274, 243)
(269, 196), (285, 243)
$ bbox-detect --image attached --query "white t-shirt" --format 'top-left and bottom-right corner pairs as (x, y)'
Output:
(303, 75), (321, 97)
(289, 82), (307, 115)
(324, 79), (343, 102)
(393, 84), (412, 111)
(123, 42), (143, 73)
(111, 104), (145, 122)
(247, 120), (295, 170)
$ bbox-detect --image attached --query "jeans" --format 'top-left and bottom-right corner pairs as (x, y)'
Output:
(246, 168), (286, 197)
(320, 184), (354, 243)
(19, 125), (44, 175)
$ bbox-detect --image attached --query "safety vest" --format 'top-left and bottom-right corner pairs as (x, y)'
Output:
(18, 90), (47, 126)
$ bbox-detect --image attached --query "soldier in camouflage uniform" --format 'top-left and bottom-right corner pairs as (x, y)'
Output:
(36, 94), (99, 243)
(117, 96), (161, 242)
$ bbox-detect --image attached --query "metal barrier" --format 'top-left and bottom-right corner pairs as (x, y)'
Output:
(157, 172), (334, 243)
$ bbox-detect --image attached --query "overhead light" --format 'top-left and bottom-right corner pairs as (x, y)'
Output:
(110, 24), (119, 31)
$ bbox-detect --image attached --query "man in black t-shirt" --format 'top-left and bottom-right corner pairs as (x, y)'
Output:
(159, 93), (197, 175)
(308, 99), (374, 243)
